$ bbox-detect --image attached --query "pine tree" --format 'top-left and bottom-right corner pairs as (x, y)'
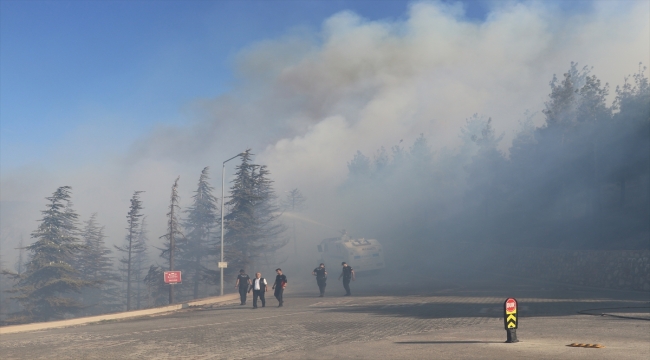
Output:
(143, 265), (167, 307)
(223, 151), (258, 273)
(252, 164), (287, 253)
(7, 186), (91, 323)
(132, 216), (149, 309)
(224, 150), (287, 272)
(347, 151), (371, 179)
(76, 214), (121, 315)
(179, 168), (217, 300)
(115, 191), (145, 311)
(160, 177), (183, 304)
(464, 118), (508, 222)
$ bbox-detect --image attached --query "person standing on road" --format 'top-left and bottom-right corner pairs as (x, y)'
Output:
(235, 269), (252, 305)
(248, 272), (267, 309)
(272, 268), (287, 307)
(338, 262), (355, 296)
(312, 263), (328, 297)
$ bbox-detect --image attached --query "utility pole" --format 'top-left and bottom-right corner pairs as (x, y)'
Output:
(221, 152), (244, 296)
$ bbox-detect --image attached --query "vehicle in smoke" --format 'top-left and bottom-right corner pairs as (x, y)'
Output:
(317, 232), (385, 272)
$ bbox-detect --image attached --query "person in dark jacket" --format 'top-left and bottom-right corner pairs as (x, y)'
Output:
(235, 269), (252, 305)
(312, 263), (328, 297)
(338, 262), (355, 296)
(272, 268), (287, 307)
(248, 272), (268, 309)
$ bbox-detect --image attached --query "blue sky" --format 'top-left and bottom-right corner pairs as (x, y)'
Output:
(0, 0), (596, 172)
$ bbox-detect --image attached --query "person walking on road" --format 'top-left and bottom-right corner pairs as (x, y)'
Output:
(272, 268), (287, 307)
(248, 272), (267, 309)
(235, 269), (252, 305)
(338, 262), (355, 296)
(312, 263), (328, 297)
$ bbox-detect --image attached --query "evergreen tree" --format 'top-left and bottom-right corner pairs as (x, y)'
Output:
(179, 168), (217, 300)
(252, 164), (287, 254)
(224, 150), (287, 273)
(132, 216), (149, 309)
(223, 151), (258, 273)
(160, 177), (183, 304)
(347, 150), (371, 180)
(372, 147), (390, 177)
(115, 191), (145, 311)
(76, 214), (121, 315)
(464, 118), (507, 219)
(409, 134), (434, 167)
(143, 265), (167, 307)
(7, 186), (91, 323)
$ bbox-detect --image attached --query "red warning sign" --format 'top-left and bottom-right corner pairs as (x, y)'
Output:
(164, 271), (182, 284)
(505, 298), (517, 314)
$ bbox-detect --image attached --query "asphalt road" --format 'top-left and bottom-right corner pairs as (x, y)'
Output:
(1, 272), (648, 359)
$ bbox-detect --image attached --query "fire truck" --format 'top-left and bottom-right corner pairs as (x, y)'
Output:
(317, 232), (385, 272)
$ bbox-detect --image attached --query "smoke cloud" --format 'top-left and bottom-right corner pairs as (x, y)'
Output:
(1, 1), (648, 262)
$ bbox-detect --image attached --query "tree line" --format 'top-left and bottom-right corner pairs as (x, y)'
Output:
(0, 150), (287, 324)
(342, 63), (649, 251)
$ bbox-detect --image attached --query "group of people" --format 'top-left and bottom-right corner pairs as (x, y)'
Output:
(235, 268), (287, 308)
(312, 262), (355, 297)
(235, 262), (356, 309)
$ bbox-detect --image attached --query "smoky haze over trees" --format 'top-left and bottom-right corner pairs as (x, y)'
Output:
(0, 153), (288, 323)
(0, 64), (646, 325)
(341, 64), (649, 256)
(282, 189), (307, 256)
(1, 1), (648, 325)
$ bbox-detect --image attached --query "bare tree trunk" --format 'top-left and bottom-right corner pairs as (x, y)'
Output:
(193, 255), (200, 299)
(169, 229), (174, 304)
(127, 229), (133, 311)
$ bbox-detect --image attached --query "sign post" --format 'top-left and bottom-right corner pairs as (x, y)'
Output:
(504, 298), (519, 343)
(164, 271), (182, 285)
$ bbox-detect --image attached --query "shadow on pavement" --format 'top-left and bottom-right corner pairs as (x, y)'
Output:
(395, 341), (503, 344)
(320, 297), (649, 320)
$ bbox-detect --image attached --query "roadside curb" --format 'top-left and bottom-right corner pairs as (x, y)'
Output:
(0, 293), (239, 335)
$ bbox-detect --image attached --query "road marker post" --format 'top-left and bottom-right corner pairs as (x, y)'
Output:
(504, 297), (519, 343)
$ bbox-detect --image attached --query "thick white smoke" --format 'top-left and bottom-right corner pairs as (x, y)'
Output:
(1, 1), (648, 259)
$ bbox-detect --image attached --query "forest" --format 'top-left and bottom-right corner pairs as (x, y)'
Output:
(0, 150), (288, 324)
(0, 63), (648, 325)
(342, 63), (649, 252)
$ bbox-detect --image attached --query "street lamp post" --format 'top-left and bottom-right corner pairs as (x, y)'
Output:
(220, 152), (244, 296)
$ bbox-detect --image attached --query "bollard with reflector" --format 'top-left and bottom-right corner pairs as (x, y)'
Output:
(504, 297), (519, 343)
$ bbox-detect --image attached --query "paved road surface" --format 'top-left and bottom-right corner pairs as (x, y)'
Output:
(1, 272), (648, 359)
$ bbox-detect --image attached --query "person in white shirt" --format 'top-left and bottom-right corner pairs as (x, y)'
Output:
(247, 272), (268, 308)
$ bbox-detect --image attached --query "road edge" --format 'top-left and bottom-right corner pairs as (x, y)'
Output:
(0, 293), (239, 335)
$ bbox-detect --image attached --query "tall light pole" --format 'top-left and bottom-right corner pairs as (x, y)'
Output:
(220, 152), (244, 296)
